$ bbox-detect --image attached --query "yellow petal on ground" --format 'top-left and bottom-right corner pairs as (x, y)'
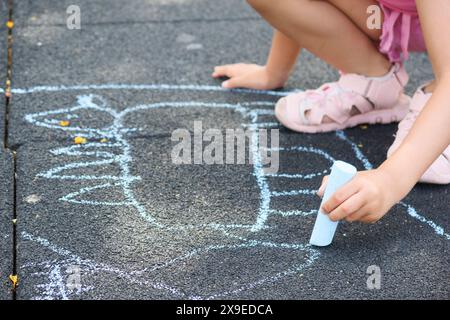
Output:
(9, 274), (18, 289)
(74, 136), (87, 144)
(100, 138), (108, 143)
(12, 219), (17, 224)
(59, 120), (70, 127)
(6, 20), (14, 29)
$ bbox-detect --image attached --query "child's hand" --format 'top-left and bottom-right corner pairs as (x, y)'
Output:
(317, 169), (401, 223)
(212, 63), (288, 90)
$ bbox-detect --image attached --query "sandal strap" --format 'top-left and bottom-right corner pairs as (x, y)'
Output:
(297, 84), (372, 125)
(338, 63), (408, 109)
(291, 63), (408, 126)
(443, 145), (450, 160)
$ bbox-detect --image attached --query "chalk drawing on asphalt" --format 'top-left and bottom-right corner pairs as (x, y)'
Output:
(20, 84), (449, 299)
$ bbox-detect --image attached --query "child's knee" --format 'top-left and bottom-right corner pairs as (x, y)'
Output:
(247, 0), (315, 13)
(246, 0), (272, 12)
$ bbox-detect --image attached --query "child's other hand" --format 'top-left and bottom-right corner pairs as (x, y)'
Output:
(212, 63), (287, 90)
(317, 169), (400, 223)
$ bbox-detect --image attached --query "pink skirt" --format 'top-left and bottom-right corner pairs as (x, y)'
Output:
(378, 3), (427, 63)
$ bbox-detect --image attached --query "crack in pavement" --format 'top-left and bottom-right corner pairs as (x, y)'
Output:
(2, 0), (16, 300)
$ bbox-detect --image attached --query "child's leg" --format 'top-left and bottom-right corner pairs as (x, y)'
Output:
(423, 80), (436, 93)
(387, 80), (450, 184)
(247, 0), (391, 77)
(269, 0), (411, 132)
(327, 0), (383, 42)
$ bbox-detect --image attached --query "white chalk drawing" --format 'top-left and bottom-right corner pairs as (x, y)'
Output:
(8, 84), (292, 96)
(19, 84), (449, 300)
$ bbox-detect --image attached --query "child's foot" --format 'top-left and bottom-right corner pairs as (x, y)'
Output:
(387, 85), (450, 184)
(212, 63), (288, 90)
(275, 63), (410, 133)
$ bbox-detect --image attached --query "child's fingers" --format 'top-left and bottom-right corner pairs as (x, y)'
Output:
(212, 65), (228, 77)
(321, 179), (361, 214)
(346, 203), (380, 224)
(212, 65), (239, 78)
(344, 203), (370, 222)
(222, 76), (245, 89)
(316, 175), (329, 197)
(358, 212), (379, 224)
(328, 191), (366, 222)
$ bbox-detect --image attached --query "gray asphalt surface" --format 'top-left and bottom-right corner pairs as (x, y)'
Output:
(1, 0), (448, 299)
(0, 0), (13, 300)
(0, 150), (13, 300)
(0, 0), (6, 140)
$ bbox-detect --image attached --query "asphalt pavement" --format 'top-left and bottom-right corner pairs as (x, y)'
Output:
(0, 0), (448, 299)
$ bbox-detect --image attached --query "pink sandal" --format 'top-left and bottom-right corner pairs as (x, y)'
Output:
(275, 63), (410, 133)
(387, 84), (450, 184)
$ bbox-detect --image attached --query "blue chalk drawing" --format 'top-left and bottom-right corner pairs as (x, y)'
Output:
(10, 83), (296, 96)
(24, 95), (324, 232)
(19, 84), (449, 300)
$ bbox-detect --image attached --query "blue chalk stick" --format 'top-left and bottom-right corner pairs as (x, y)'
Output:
(309, 160), (357, 246)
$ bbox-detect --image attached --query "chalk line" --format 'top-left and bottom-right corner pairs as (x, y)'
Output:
(21, 231), (187, 299)
(19, 84), (449, 300)
(263, 146), (334, 180)
(25, 96), (333, 233)
(9, 83), (295, 96)
(335, 130), (450, 241)
(23, 94), (326, 299)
